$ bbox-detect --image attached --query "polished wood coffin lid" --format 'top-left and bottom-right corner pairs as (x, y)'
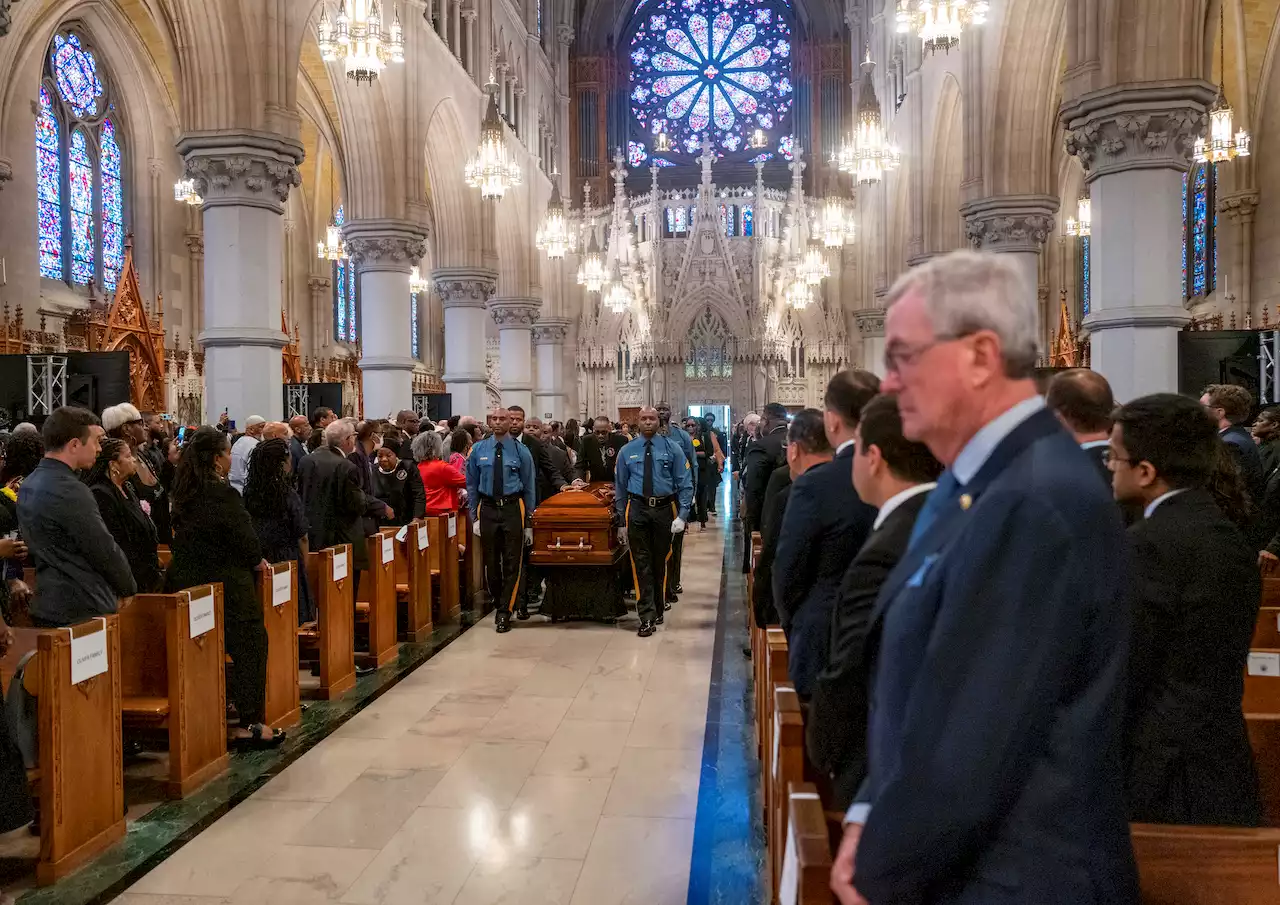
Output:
(530, 486), (617, 565)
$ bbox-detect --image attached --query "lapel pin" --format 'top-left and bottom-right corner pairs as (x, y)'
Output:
(959, 494), (972, 511)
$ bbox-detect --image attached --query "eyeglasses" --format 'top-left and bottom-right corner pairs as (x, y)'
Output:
(882, 333), (971, 375)
(1101, 449), (1135, 468)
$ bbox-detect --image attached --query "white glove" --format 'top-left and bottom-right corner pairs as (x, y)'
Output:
(617, 527), (628, 547)
(524, 528), (534, 546)
(671, 518), (686, 535)
(473, 518), (482, 537)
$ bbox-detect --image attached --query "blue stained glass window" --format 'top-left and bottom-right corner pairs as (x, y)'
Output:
(778, 135), (793, 160)
(1081, 235), (1090, 317)
(51, 33), (103, 117)
(1181, 171), (1188, 298)
(334, 204), (351, 342)
(742, 204), (753, 236)
(628, 0), (793, 162)
(68, 130), (95, 285)
(411, 292), (420, 360)
(747, 151), (773, 164)
(536, 0), (543, 37)
(652, 157), (677, 167)
(1182, 162), (1217, 299)
(36, 88), (62, 280)
(100, 119), (124, 291)
(628, 140), (649, 167)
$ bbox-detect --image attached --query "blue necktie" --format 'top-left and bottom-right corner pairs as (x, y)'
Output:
(906, 469), (961, 552)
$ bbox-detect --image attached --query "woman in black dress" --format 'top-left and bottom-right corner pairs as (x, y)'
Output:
(167, 427), (284, 748)
(242, 438), (315, 623)
(84, 438), (162, 593)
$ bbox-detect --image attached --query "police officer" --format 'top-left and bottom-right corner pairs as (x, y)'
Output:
(466, 408), (536, 633)
(656, 400), (696, 604)
(615, 407), (694, 637)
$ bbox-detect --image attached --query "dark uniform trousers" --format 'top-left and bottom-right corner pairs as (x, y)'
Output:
(626, 496), (677, 623)
(479, 495), (526, 614)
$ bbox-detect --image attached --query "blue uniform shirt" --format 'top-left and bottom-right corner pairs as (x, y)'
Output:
(662, 423), (698, 494)
(614, 434), (695, 521)
(466, 434), (536, 521)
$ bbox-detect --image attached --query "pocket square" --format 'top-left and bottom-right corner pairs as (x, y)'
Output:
(906, 554), (940, 588)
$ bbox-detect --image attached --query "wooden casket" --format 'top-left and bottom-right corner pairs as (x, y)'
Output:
(530, 484), (618, 566)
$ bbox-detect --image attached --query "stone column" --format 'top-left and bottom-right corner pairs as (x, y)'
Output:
(179, 131), (302, 422)
(855, 310), (886, 379)
(462, 8), (478, 81)
(184, 232), (204, 340)
(488, 297), (541, 412)
(435, 267), (496, 417)
(346, 220), (428, 418)
(450, 0), (462, 58)
(961, 194), (1058, 336)
(307, 275), (331, 355)
(1062, 83), (1215, 401)
(532, 317), (571, 419)
(1221, 191), (1258, 323)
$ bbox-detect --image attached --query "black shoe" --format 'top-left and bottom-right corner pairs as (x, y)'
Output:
(495, 614), (511, 633)
(637, 620), (656, 638)
(741, 645), (752, 659)
(665, 591), (677, 605)
(673, 584), (683, 594)
(655, 612), (664, 625)
(516, 606), (531, 621)
(355, 664), (376, 677)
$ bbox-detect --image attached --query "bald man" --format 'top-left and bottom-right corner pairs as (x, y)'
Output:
(263, 421), (291, 441)
(288, 415), (310, 474)
(1046, 369), (1116, 483)
(466, 408), (536, 633)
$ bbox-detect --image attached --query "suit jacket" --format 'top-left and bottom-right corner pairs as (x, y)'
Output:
(166, 481), (264, 623)
(807, 490), (928, 809)
(752, 467), (791, 627)
(297, 447), (369, 569)
(1125, 488), (1262, 826)
(1222, 425), (1265, 510)
(773, 449), (877, 696)
(545, 443), (576, 489)
(576, 433), (627, 483)
(744, 424), (786, 531)
(854, 407), (1138, 905)
(519, 431), (564, 504)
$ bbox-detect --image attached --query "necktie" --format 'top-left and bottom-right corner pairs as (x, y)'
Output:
(493, 437), (504, 497)
(643, 439), (655, 498)
(906, 469), (960, 552)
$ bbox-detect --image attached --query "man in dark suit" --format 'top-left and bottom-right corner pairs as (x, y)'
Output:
(752, 465), (791, 629)
(832, 251), (1137, 905)
(1109, 393), (1263, 826)
(808, 393), (941, 809)
(744, 402), (788, 542)
(774, 373), (880, 698)
(576, 416), (628, 483)
(1046, 368), (1114, 484)
(1202, 383), (1265, 511)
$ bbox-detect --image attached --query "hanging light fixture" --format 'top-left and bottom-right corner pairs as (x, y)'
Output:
(836, 49), (901, 184)
(1194, 4), (1250, 164)
(799, 242), (831, 286)
(173, 177), (202, 206)
(749, 128), (768, 150)
(604, 261), (632, 313)
(317, 168), (347, 261)
(819, 196), (853, 248)
(1065, 196), (1091, 238)
(576, 226), (607, 293)
(785, 280), (812, 310)
(318, 0), (406, 84)
(465, 78), (523, 200)
(654, 129), (672, 153)
(409, 265), (429, 294)
(896, 1), (988, 55)
(535, 174), (572, 259)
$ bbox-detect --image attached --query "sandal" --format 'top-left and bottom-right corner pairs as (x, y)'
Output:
(231, 723), (286, 750)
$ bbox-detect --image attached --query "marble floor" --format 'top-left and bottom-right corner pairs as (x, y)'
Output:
(114, 512), (730, 905)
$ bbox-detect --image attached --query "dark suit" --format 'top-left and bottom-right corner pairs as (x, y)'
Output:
(772, 448), (877, 697)
(1125, 488), (1262, 826)
(297, 446), (369, 569)
(744, 423), (786, 533)
(854, 406), (1138, 905)
(518, 431), (564, 504)
(807, 489), (929, 809)
(576, 432), (627, 483)
(752, 467), (791, 627)
(1080, 441), (1109, 485)
(1222, 425), (1265, 509)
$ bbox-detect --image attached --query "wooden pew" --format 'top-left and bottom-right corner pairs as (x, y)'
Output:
(157, 545), (172, 570)
(1133, 823), (1280, 904)
(426, 514), (461, 623)
(355, 530), (399, 668)
(303, 544), (357, 700)
(748, 530), (762, 630)
(461, 510), (488, 613)
(781, 783), (835, 905)
(258, 561), (301, 730)
(394, 519), (433, 642)
(0, 618), (126, 884)
(771, 682), (804, 902)
(119, 585), (229, 798)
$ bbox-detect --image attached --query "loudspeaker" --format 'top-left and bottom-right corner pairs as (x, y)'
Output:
(426, 393), (452, 422)
(66, 374), (97, 413)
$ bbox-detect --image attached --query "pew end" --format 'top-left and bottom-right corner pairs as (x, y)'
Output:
(258, 562), (301, 731)
(784, 783), (835, 905)
(396, 520), (434, 643)
(1134, 823), (1280, 904)
(303, 545), (356, 700)
(354, 532), (399, 669)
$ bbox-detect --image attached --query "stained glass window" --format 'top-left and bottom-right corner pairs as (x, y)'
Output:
(37, 31), (125, 289)
(36, 88), (62, 280)
(1182, 162), (1217, 299)
(1080, 236), (1090, 318)
(742, 204), (753, 236)
(333, 205), (359, 344)
(628, 140), (649, 167)
(629, 0), (794, 163)
(410, 292), (420, 360)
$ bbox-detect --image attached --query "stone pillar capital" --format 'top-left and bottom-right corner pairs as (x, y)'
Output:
(462, 7), (477, 20)
(1060, 81), (1218, 183)
(961, 194), (1059, 254)
(854, 309), (885, 338)
(177, 130), (305, 213)
(308, 275), (331, 292)
(0, 157), (14, 191)
(557, 24), (575, 46)
(532, 316), (571, 345)
(185, 234), (204, 256)
(488, 297), (541, 328)
(344, 219), (429, 272)
(1220, 191), (1260, 223)
(433, 267), (497, 309)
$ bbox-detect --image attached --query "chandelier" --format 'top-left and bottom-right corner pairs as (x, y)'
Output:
(1194, 5), (1250, 164)
(409, 266), (429, 294)
(799, 242), (830, 286)
(749, 128), (768, 150)
(318, 0), (406, 84)
(316, 218), (346, 261)
(785, 280), (812, 310)
(1065, 196), (1091, 238)
(173, 178), (202, 206)
(465, 90), (523, 200)
(535, 178), (572, 260)
(819, 197), (857, 248)
(604, 262), (632, 313)
(896, 1), (989, 55)
(836, 51), (900, 184)
(577, 227), (607, 293)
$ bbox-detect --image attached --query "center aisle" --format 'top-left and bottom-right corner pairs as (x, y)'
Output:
(118, 507), (729, 905)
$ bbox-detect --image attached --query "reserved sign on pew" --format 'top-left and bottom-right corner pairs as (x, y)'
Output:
(188, 587), (215, 638)
(418, 524), (428, 551)
(448, 515), (457, 539)
(333, 549), (348, 581)
(382, 535), (394, 565)
(69, 617), (109, 685)
(272, 566), (291, 607)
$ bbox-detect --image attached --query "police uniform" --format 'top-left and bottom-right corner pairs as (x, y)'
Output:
(615, 433), (694, 626)
(660, 422), (697, 598)
(466, 434), (536, 629)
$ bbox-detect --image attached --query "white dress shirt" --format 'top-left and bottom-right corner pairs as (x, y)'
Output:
(872, 483), (937, 532)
